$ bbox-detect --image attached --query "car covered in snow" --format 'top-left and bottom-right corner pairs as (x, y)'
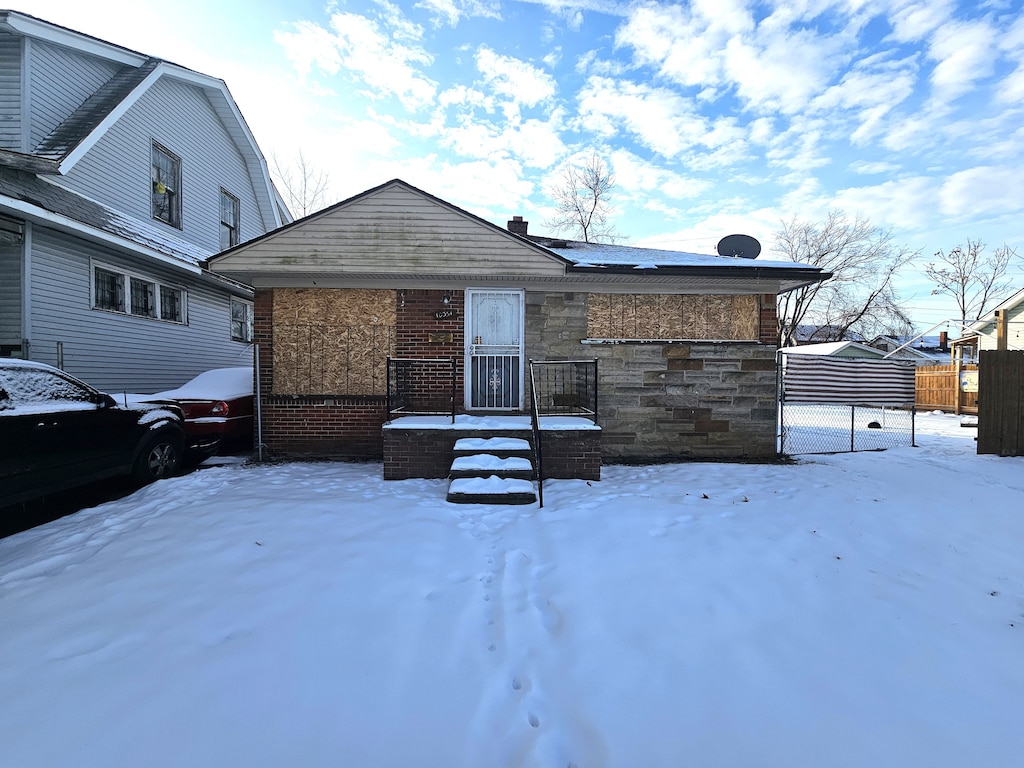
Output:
(142, 367), (254, 459)
(0, 359), (186, 508)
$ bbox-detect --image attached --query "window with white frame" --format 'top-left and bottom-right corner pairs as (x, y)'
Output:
(93, 263), (186, 324)
(151, 142), (181, 228)
(94, 267), (125, 312)
(230, 297), (253, 342)
(220, 189), (240, 250)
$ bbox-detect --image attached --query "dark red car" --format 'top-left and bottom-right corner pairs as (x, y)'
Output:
(148, 367), (254, 459)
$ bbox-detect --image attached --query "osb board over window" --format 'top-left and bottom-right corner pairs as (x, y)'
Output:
(273, 288), (396, 395)
(588, 294), (760, 340)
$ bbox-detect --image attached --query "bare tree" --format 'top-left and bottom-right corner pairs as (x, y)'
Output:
(774, 211), (917, 347)
(269, 150), (332, 218)
(546, 151), (621, 243)
(925, 240), (1019, 326)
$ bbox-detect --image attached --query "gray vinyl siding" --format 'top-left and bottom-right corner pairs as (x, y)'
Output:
(59, 76), (269, 255)
(0, 32), (21, 150)
(0, 240), (22, 345)
(28, 226), (252, 393)
(27, 39), (119, 151)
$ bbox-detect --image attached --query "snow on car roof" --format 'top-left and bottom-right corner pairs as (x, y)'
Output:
(153, 367), (254, 401)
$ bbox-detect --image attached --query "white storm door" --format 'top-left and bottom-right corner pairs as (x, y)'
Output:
(465, 289), (524, 410)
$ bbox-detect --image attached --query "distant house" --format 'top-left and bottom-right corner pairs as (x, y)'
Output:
(0, 11), (289, 392)
(207, 179), (829, 471)
(779, 341), (887, 359)
(963, 286), (1024, 353)
(792, 325), (865, 344)
(866, 334), (950, 366)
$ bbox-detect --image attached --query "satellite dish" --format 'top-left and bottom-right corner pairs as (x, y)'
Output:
(717, 234), (761, 259)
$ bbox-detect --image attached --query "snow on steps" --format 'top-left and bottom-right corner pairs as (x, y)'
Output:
(446, 476), (537, 505)
(448, 437), (537, 504)
(449, 454), (534, 480)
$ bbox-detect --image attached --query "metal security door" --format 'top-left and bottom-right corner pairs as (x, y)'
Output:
(465, 289), (524, 410)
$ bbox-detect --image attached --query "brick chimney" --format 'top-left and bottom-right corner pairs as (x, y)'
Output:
(507, 215), (528, 236)
(939, 331), (948, 351)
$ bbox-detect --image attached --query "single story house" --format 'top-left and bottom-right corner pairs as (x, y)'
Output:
(207, 179), (829, 478)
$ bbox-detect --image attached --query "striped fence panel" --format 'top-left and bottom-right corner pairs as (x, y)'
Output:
(782, 355), (916, 405)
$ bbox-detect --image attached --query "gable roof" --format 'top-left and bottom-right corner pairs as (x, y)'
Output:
(966, 286), (1024, 333)
(0, 10), (284, 230)
(208, 178), (829, 294)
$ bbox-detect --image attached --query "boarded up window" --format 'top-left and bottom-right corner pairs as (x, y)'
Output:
(587, 294), (759, 340)
(273, 288), (396, 395)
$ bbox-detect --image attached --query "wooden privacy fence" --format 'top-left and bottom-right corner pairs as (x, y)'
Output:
(916, 364), (978, 414)
(978, 350), (1024, 456)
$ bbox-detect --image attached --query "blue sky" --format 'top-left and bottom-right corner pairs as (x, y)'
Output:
(18, 0), (1024, 330)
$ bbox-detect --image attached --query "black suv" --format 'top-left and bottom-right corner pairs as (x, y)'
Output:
(0, 359), (186, 508)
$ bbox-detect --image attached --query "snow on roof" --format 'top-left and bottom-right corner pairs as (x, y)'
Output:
(542, 240), (812, 271)
(0, 172), (210, 269)
(779, 341), (885, 357)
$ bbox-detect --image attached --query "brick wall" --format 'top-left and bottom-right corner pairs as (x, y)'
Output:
(261, 397), (388, 459)
(759, 294), (779, 345)
(383, 427), (601, 480)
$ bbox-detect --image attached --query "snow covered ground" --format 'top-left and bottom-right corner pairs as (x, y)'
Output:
(1, 412), (1021, 767)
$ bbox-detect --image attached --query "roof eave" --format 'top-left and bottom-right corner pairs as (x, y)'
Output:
(0, 149), (60, 175)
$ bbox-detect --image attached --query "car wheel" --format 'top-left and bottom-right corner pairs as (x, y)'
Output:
(133, 429), (184, 484)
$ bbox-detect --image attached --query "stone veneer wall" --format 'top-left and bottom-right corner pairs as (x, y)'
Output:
(525, 291), (779, 460)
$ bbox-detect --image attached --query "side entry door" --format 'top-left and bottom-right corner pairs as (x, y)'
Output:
(465, 289), (524, 410)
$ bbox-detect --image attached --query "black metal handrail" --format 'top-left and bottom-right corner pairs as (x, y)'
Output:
(529, 361), (545, 508)
(528, 359), (599, 509)
(528, 359), (599, 422)
(386, 357), (457, 423)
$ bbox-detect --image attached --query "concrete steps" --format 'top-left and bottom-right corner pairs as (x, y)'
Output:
(446, 437), (537, 505)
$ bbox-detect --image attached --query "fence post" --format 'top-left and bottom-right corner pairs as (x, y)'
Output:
(776, 349), (785, 455)
(255, 343), (263, 463)
(850, 405), (856, 452)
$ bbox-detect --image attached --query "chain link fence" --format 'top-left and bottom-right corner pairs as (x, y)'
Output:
(779, 403), (916, 455)
(778, 352), (917, 455)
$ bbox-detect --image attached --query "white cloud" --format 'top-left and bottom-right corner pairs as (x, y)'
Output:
(273, 21), (344, 78)
(884, 0), (956, 43)
(576, 76), (742, 159)
(608, 148), (712, 201)
(614, 2), (748, 92)
(436, 112), (567, 169)
(939, 165), (1024, 218)
(475, 48), (558, 110)
(829, 176), (939, 233)
(723, 26), (845, 115)
(274, 10), (437, 110)
(414, 0), (501, 27)
(927, 19), (998, 102)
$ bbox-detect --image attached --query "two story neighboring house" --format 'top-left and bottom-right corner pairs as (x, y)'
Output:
(0, 10), (289, 393)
